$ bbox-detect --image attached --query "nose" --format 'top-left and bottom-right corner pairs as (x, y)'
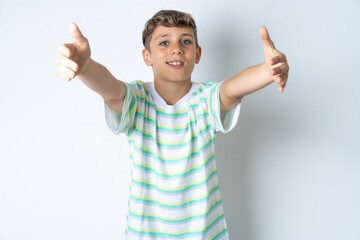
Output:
(170, 42), (183, 55)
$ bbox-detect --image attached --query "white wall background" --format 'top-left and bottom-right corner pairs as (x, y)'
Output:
(0, 0), (359, 239)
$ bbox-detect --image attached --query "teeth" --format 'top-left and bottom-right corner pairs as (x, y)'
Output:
(168, 62), (182, 66)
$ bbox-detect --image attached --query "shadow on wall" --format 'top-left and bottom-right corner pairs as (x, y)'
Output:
(205, 28), (256, 239)
(216, 100), (292, 239)
(209, 27), (299, 239)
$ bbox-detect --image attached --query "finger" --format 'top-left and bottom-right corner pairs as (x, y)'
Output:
(275, 73), (288, 88)
(278, 80), (287, 92)
(59, 71), (71, 82)
(278, 81), (286, 93)
(274, 75), (282, 84)
(259, 26), (276, 49)
(280, 74), (288, 87)
(59, 65), (76, 80)
(273, 71), (288, 84)
(269, 53), (287, 65)
(58, 54), (79, 72)
(278, 85), (284, 93)
(69, 22), (87, 44)
(58, 44), (75, 58)
(57, 64), (71, 81)
(270, 63), (289, 77)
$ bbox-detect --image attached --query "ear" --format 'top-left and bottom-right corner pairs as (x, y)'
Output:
(195, 46), (202, 64)
(142, 49), (152, 66)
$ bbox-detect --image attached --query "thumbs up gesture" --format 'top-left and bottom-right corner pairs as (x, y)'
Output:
(57, 23), (91, 81)
(260, 26), (289, 92)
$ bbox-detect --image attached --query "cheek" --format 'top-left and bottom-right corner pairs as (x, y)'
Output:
(151, 58), (163, 68)
(151, 59), (164, 72)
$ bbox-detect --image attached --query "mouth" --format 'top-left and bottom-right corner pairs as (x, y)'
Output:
(166, 61), (184, 66)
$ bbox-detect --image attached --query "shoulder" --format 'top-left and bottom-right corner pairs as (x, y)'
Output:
(189, 81), (220, 109)
(128, 80), (145, 89)
(124, 80), (149, 96)
(193, 81), (217, 95)
(193, 82), (221, 99)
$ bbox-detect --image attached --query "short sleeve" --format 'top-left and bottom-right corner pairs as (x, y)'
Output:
(104, 81), (137, 135)
(206, 80), (241, 134)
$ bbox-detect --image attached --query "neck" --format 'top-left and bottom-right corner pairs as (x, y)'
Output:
(154, 79), (192, 105)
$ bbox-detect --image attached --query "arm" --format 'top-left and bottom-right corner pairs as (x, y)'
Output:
(78, 59), (126, 113)
(219, 26), (289, 113)
(57, 23), (126, 113)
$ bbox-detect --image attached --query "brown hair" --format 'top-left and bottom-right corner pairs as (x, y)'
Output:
(142, 10), (199, 50)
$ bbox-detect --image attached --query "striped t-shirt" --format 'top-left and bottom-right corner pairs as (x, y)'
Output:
(104, 80), (241, 240)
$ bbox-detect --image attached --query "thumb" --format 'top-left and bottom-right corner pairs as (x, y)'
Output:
(69, 22), (87, 44)
(259, 26), (276, 49)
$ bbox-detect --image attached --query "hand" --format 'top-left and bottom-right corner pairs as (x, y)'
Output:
(260, 26), (289, 92)
(57, 23), (91, 81)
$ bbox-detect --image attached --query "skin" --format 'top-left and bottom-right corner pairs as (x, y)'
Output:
(219, 26), (289, 112)
(57, 23), (289, 114)
(142, 26), (201, 105)
(58, 23), (126, 113)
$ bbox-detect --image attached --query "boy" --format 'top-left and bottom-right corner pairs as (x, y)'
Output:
(57, 10), (289, 240)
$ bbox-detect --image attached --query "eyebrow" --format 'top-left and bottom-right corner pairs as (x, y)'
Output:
(154, 33), (194, 41)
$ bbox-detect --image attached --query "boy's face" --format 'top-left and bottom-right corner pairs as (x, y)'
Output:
(142, 26), (201, 84)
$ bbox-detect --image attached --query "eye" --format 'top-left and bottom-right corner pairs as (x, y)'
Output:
(181, 40), (191, 45)
(159, 41), (168, 46)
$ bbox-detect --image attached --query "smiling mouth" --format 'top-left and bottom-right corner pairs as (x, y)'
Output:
(166, 61), (184, 66)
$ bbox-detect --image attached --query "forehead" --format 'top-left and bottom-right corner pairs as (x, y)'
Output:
(151, 25), (194, 41)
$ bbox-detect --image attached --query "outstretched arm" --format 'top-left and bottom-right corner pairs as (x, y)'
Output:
(219, 26), (289, 113)
(57, 23), (126, 113)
